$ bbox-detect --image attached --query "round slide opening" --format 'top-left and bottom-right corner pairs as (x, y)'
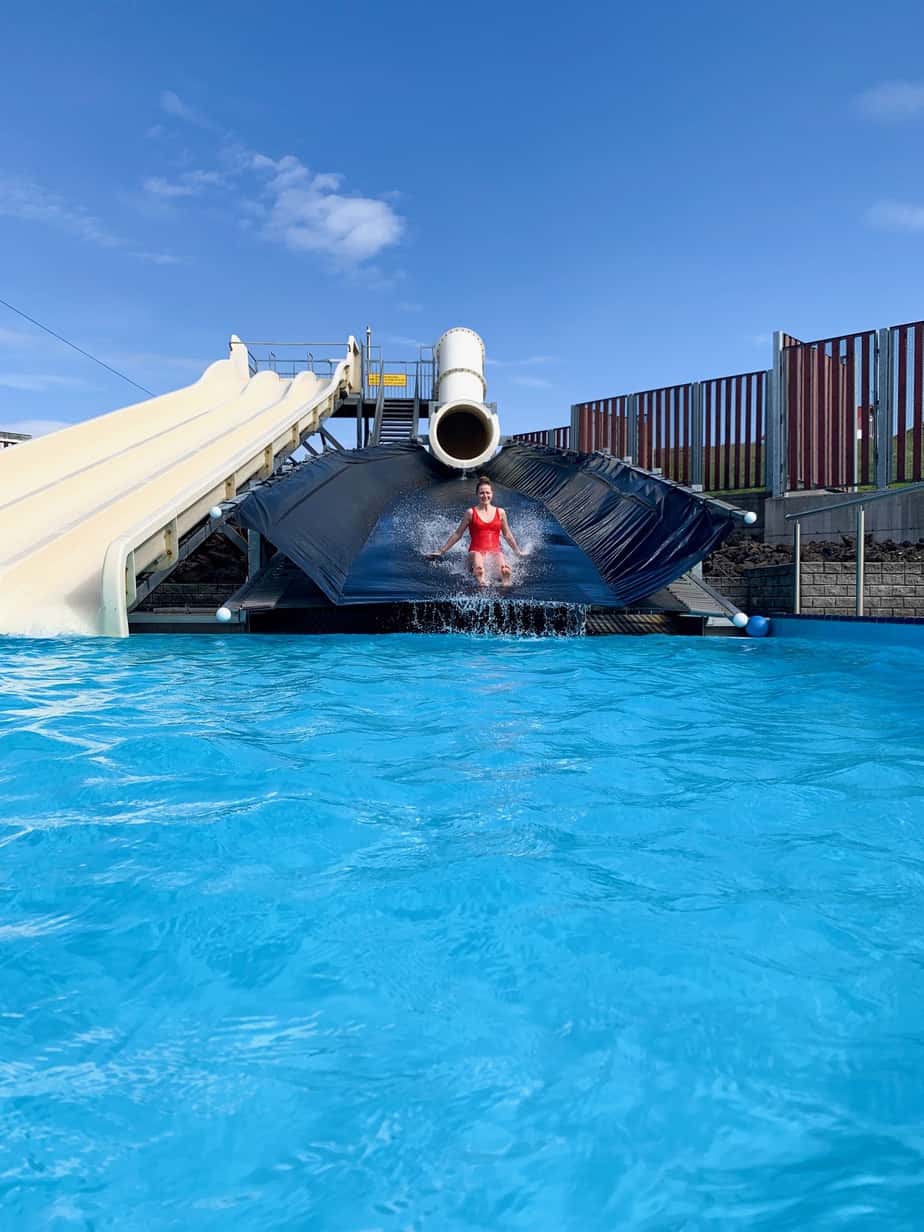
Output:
(429, 401), (500, 470)
(435, 409), (491, 461)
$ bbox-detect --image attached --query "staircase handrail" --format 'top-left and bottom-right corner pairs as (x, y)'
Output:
(411, 363), (421, 439)
(370, 358), (386, 445)
(784, 480), (924, 615)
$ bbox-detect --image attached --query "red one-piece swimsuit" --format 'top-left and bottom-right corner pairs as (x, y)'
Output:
(468, 506), (502, 554)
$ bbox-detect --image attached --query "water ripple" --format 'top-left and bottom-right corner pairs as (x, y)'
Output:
(1, 632), (924, 1229)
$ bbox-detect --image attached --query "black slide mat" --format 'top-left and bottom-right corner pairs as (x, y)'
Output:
(234, 442), (735, 609)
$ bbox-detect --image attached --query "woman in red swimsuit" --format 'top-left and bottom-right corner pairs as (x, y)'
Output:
(429, 476), (524, 586)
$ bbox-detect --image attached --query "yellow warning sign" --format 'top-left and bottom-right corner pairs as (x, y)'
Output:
(368, 372), (408, 387)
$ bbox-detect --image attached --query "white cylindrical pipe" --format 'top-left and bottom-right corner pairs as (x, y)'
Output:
(435, 328), (486, 405)
(430, 327), (499, 470)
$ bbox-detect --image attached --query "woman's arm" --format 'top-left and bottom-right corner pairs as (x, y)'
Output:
(431, 510), (471, 557)
(500, 510), (524, 556)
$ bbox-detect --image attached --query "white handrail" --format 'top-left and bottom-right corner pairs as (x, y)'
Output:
(786, 482), (924, 614)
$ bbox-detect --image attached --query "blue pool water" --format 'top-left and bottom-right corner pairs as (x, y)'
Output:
(2, 633), (924, 1230)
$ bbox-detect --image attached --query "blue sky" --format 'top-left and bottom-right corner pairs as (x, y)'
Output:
(2, 0), (924, 438)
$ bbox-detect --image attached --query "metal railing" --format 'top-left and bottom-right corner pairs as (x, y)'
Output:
(570, 367), (770, 491)
(512, 426), (571, 449)
(236, 341), (350, 381)
(370, 360), (386, 445)
(1, 430), (31, 448)
(785, 480), (924, 615)
(363, 358), (435, 403)
(411, 366), (421, 439)
(362, 342), (435, 404)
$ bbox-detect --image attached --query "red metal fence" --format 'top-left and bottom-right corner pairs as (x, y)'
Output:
(576, 397), (630, 456)
(636, 385), (694, 483)
(782, 332), (876, 489)
(702, 370), (766, 491)
(573, 373), (768, 490)
(892, 321), (924, 483)
(521, 316), (924, 492)
(512, 426), (571, 448)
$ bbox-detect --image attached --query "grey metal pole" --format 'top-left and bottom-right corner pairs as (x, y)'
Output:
(856, 505), (865, 616)
(875, 327), (893, 490)
(627, 393), (639, 465)
(793, 519), (801, 614)
(768, 332), (785, 496)
(690, 382), (704, 487)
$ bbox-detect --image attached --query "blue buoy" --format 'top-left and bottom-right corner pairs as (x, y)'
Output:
(747, 614), (770, 638)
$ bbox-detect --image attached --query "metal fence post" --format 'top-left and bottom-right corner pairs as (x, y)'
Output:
(690, 382), (704, 487)
(768, 331), (785, 496)
(793, 519), (801, 613)
(627, 393), (639, 464)
(247, 530), (262, 581)
(856, 505), (865, 615)
(876, 327), (893, 490)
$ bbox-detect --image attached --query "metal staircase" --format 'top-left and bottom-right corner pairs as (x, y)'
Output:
(369, 357), (422, 447)
(375, 399), (417, 444)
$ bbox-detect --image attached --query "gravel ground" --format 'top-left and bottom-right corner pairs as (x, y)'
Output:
(704, 532), (924, 575)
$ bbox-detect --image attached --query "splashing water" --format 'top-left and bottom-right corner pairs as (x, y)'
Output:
(408, 594), (588, 637)
(402, 490), (548, 592)
(374, 487), (591, 634)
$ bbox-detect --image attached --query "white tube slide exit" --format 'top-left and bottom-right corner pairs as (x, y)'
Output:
(428, 327), (500, 470)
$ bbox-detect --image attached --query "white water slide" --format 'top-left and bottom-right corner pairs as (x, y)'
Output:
(0, 335), (362, 637)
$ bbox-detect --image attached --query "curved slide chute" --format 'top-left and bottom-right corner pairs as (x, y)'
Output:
(0, 335), (361, 636)
(229, 441), (737, 614)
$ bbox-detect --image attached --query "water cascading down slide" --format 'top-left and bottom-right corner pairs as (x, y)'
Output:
(427, 328), (500, 469)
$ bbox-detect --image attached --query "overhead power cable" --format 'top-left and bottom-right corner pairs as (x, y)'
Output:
(0, 295), (155, 397)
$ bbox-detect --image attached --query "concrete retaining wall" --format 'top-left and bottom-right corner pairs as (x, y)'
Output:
(763, 489), (924, 545)
(709, 561), (924, 618)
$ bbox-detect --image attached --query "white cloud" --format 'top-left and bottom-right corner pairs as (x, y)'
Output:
(866, 200), (924, 231)
(0, 174), (183, 263)
(143, 169), (227, 199)
(253, 153), (404, 264)
(397, 300), (423, 313)
(512, 375), (553, 389)
(108, 350), (206, 374)
(160, 90), (214, 129)
(380, 333), (425, 348)
(131, 251), (183, 265)
(1, 418), (75, 437)
(143, 176), (200, 199)
(0, 326), (38, 348)
(0, 176), (123, 248)
(487, 355), (558, 368)
(146, 124), (166, 140)
(142, 100), (405, 267)
(857, 80), (924, 119)
(186, 169), (225, 188)
(0, 373), (97, 392)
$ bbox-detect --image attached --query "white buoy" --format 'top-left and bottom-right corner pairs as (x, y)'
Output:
(209, 506), (223, 520)
(743, 511), (757, 525)
(215, 606), (232, 623)
(732, 611), (748, 628)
